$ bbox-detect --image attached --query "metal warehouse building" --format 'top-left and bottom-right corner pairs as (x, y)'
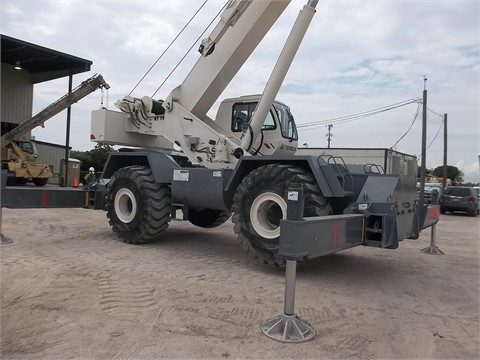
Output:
(1, 34), (92, 183)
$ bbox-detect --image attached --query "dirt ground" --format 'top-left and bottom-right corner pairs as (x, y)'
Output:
(1, 208), (479, 359)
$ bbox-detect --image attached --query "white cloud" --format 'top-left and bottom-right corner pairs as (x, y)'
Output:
(455, 159), (480, 183)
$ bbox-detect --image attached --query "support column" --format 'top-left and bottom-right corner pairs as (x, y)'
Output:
(0, 171), (13, 244)
(63, 73), (73, 187)
(421, 223), (445, 255)
(442, 113), (448, 190)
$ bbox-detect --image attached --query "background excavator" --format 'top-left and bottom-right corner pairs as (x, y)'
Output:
(1, 74), (109, 186)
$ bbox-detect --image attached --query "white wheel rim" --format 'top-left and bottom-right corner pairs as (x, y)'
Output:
(114, 188), (137, 223)
(250, 192), (287, 239)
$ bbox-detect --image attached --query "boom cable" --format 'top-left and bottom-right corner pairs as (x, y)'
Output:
(151, 2), (227, 97)
(129, 0), (209, 96)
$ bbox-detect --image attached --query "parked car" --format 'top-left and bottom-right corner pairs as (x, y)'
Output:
(473, 187), (480, 199)
(439, 186), (479, 217)
(424, 183), (442, 204)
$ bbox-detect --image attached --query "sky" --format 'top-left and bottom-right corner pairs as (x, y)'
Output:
(2, 0), (479, 182)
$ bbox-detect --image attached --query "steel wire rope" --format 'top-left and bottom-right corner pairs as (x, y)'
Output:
(128, 0), (209, 96)
(296, 98), (421, 131)
(151, 2), (228, 98)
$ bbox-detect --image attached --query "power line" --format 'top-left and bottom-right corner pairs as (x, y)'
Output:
(425, 106), (445, 150)
(427, 106), (444, 118)
(426, 117), (444, 150)
(391, 102), (421, 149)
(296, 98), (421, 131)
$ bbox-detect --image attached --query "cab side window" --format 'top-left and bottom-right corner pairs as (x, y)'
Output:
(232, 104), (250, 132)
(231, 102), (277, 132)
(17, 141), (34, 154)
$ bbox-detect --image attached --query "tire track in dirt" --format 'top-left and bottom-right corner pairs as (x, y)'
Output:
(1, 248), (54, 268)
(228, 307), (261, 323)
(1, 318), (66, 358)
(97, 278), (157, 320)
(113, 349), (138, 360)
(2, 271), (54, 305)
(298, 305), (347, 323)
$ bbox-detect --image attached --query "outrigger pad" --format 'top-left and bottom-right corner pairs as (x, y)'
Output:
(0, 234), (13, 245)
(261, 313), (315, 343)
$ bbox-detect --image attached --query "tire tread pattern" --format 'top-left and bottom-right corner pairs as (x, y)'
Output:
(232, 164), (332, 266)
(106, 165), (171, 244)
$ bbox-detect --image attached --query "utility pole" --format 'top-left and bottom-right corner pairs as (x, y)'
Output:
(326, 124), (333, 148)
(442, 113), (447, 190)
(63, 73), (73, 187)
(419, 76), (427, 204)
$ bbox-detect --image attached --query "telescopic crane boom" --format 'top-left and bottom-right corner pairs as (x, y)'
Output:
(100, 0), (318, 167)
(2, 74), (110, 186)
(2, 74), (110, 146)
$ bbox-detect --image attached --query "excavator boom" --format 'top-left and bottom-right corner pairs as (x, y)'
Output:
(2, 73), (110, 186)
(2, 74), (110, 146)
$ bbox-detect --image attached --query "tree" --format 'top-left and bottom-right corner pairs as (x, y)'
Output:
(70, 143), (115, 172)
(431, 165), (464, 184)
(89, 143), (114, 171)
(417, 165), (432, 179)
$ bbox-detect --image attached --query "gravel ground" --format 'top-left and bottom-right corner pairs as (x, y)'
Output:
(1, 208), (479, 359)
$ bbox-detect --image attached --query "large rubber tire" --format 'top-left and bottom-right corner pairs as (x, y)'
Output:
(106, 165), (171, 244)
(232, 164), (332, 266)
(6, 176), (28, 186)
(16, 177), (28, 185)
(188, 209), (231, 228)
(6, 176), (17, 186)
(33, 177), (48, 186)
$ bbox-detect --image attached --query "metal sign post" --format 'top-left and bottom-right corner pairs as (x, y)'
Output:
(0, 171), (13, 244)
(421, 204), (444, 255)
(0, 207), (13, 245)
(261, 184), (315, 343)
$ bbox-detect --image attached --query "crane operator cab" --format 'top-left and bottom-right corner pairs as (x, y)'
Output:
(216, 95), (298, 157)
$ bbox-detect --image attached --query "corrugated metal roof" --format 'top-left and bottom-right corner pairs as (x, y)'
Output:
(1, 34), (92, 83)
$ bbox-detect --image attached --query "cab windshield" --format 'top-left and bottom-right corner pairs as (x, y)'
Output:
(273, 102), (298, 141)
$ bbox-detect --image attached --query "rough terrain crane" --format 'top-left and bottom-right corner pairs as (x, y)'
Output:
(91, 0), (424, 266)
(1, 74), (110, 186)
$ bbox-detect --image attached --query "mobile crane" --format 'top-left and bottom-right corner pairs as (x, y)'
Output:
(91, 0), (424, 266)
(1, 74), (110, 186)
